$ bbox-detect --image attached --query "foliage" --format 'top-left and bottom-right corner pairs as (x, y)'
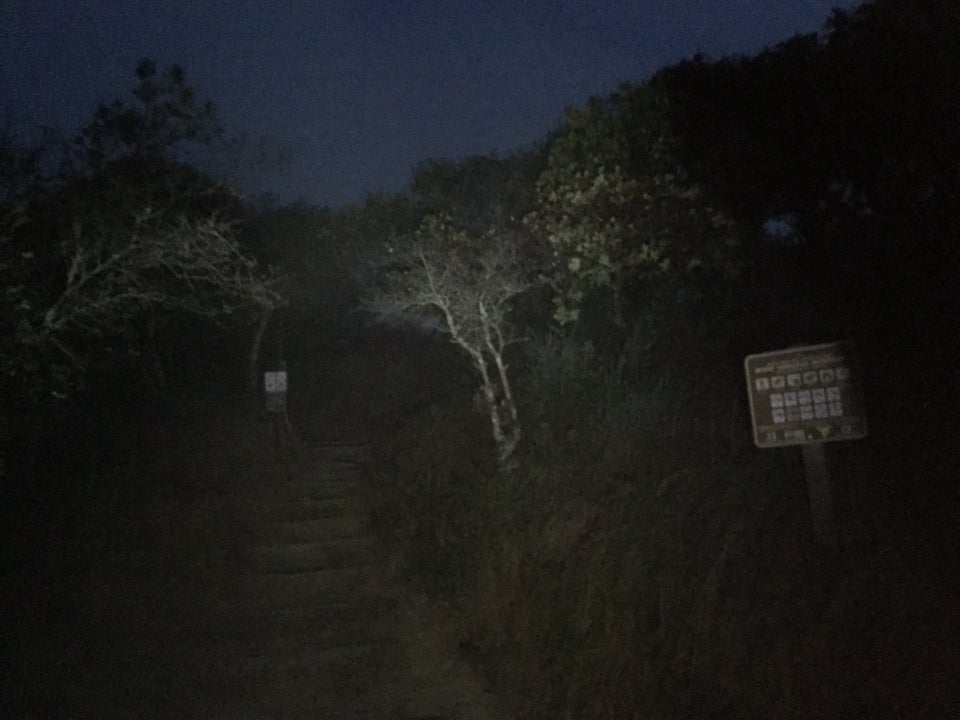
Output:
(655, 2), (960, 311)
(334, 9), (960, 712)
(652, 0), (960, 457)
(314, 194), (422, 309)
(1, 62), (283, 404)
(372, 299), (743, 718)
(526, 84), (740, 325)
(67, 58), (222, 174)
(411, 150), (546, 235)
(8, 5), (960, 718)
(45, 202), (278, 336)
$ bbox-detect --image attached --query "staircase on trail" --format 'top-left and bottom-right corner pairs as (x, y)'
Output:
(212, 442), (410, 719)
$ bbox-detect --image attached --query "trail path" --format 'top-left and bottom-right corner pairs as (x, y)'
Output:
(207, 442), (505, 720)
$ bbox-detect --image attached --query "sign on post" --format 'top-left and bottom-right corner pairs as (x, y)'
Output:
(745, 341), (869, 548)
(264, 370), (288, 413)
(744, 341), (868, 448)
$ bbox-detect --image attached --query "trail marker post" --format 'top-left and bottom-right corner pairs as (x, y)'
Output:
(744, 341), (868, 546)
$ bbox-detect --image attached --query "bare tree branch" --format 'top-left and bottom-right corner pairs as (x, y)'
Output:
(40, 202), (283, 364)
(365, 213), (533, 464)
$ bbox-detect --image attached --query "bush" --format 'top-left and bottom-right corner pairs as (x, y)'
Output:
(372, 304), (746, 717)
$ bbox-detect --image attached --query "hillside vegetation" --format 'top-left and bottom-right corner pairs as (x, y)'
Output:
(3, 2), (958, 717)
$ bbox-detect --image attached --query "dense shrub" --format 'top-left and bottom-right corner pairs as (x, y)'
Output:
(374, 291), (960, 718)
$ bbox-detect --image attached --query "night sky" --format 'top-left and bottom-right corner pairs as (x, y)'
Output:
(1, 1), (856, 207)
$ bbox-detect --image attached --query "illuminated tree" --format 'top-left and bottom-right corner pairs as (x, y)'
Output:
(2, 61), (284, 401)
(40, 196), (282, 360)
(526, 85), (740, 325)
(366, 213), (532, 464)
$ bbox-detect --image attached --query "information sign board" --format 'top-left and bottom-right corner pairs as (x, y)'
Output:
(744, 342), (867, 448)
(264, 370), (288, 413)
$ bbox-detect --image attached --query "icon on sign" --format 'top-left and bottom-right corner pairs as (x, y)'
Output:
(770, 393), (783, 408)
(797, 390), (812, 405)
(827, 386), (841, 401)
(783, 392), (797, 407)
(820, 369), (835, 383)
(829, 401), (843, 417)
(771, 376), (785, 389)
(756, 377), (770, 391)
(800, 406), (814, 420)
(772, 408), (786, 424)
(812, 388), (826, 403)
(803, 371), (819, 385)
(787, 374), (802, 387)
(786, 407), (800, 422)
(815, 403), (829, 418)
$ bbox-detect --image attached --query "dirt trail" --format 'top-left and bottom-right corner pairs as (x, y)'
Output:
(207, 442), (507, 720)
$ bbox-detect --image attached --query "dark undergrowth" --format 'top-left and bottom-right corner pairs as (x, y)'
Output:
(364, 304), (960, 719)
(3, 311), (958, 718)
(0, 382), (272, 718)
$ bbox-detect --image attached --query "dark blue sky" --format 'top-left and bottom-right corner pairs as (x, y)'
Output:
(1, 1), (856, 207)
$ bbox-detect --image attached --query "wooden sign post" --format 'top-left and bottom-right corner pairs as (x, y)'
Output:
(801, 442), (836, 547)
(745, 342), (868, 547)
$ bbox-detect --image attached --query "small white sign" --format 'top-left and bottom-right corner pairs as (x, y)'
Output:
(264, 370), (288, 413)
(264, 371), (288, 393)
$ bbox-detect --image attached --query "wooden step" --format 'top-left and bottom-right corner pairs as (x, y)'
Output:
(261, 496), (370, 522)
(235, 638), (395, 676)
(297, 444), (374, 462)
(239, 566), (366, 605)
(235, 619), (383, 657)
(220, 597), (394, 627)
(249, 537), (378, 574)
(290, 457), (368, 475)
(215, 661), (395, 719)
(243, 600), (383, 635)
(272, 479), (365, 501)
(258, 515), (368, 544)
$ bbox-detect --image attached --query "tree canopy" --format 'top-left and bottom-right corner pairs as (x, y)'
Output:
(526, 84), (741, 325)
(1, 59), (283, 403)
(365, 212), (532, 463)
(67, 58), (222, 174)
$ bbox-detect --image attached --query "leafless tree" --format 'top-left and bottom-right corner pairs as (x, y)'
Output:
(38, 201), (283, 369)
(366, 214), (533, 465)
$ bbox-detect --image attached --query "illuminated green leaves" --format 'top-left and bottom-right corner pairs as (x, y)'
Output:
(526, 85), (741, 324)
